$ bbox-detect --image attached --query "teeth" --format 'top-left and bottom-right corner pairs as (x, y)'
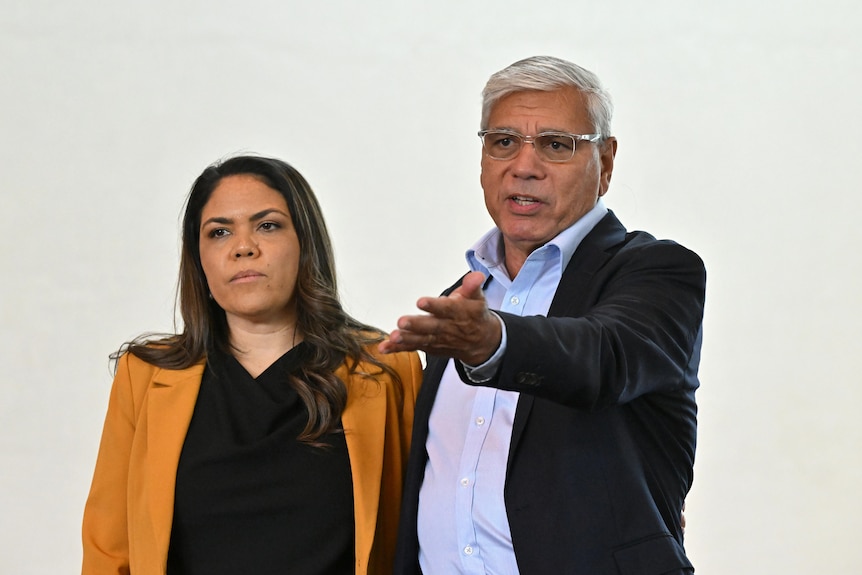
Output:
(512, 196), (537, 205)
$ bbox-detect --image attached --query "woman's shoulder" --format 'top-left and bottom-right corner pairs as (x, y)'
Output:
(115, 348), (160, 375)
(337, 343), (420, 410)
(359, 340), (420, 369)
(114, 344), (206, 381)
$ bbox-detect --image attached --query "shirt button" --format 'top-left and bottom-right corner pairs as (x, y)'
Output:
(475, 416), (485, 426)
(464, 546), (474, 556)
(460, 477), (469, 487)
(510, 296), (520, 305)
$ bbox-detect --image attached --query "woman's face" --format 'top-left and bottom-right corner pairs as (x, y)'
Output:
(199, 174), (301, 331)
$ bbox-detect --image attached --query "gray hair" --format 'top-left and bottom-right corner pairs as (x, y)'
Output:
(481, 56), (614, 139)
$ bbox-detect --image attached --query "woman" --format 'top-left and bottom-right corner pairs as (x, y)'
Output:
(82, 155), (422, 575)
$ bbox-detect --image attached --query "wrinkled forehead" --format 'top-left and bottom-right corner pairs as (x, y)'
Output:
(485, 87), (594, 132)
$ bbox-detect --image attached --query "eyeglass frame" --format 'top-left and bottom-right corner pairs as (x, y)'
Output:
(477, 129), (603, 163)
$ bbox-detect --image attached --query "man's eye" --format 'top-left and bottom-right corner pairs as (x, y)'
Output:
(490, 136), (517, 148)
(543, 137), (574, 151)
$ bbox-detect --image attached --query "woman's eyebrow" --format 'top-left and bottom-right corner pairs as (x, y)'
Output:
(201, 208), (289, 227)
(249, 208), (290, 222)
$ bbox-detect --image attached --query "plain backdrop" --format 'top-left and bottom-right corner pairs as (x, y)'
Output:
(2, 1), (861, 573)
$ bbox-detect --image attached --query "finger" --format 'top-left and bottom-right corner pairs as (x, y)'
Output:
(418, 290), (485, 319)
(378, 339), (396, 354)
(450, 271), (487, 300)
(379, 329), (425, 354)
(397, 313), (441, 334)
(415, 296), (463, 320)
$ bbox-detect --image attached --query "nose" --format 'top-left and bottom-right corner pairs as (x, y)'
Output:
(234, 248), (257, 258)
(509, 139), (544, 178)
(232, 233), (259, 259)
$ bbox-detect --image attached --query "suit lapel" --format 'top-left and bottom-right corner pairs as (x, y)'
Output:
(414, 354), (448, 442)
(509, 211), (628, 458)
(145, 361), (205, 553)
(548, 210), (627, 317)
(412, 276), (469, 451)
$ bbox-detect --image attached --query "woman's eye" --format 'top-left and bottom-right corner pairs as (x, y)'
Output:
(259, 221), (280, 231)
(209, 228), (229, 238)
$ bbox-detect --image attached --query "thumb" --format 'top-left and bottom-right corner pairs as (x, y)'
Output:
(451, 271), (487, 300)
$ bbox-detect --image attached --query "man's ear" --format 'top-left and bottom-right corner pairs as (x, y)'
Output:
(598, 136), (617, 197)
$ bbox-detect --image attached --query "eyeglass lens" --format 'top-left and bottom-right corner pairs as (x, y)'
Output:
(483, 132), (576, 162)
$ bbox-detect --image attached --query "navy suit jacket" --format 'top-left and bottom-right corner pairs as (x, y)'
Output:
(394, 211), (706, 575)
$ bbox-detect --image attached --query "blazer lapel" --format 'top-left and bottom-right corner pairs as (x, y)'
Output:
(549, 210), (627, 317)
(145, 362), (205, 555)
(413, 354), (448, 442)
(509, 211), (628, 458)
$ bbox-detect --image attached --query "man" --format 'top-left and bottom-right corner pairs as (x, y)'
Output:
(380, 56), (705, 574)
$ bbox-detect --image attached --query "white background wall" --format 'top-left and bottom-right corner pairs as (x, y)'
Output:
(2, 1), (860, 573)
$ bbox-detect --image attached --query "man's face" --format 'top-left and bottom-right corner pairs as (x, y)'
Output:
(480, 87), (616, 276)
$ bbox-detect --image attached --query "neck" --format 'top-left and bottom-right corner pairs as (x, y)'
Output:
(228, 319), (302, 378)
(503, 242), (534, 279)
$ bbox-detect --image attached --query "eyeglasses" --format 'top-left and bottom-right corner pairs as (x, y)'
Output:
(478, 129), (602, 162)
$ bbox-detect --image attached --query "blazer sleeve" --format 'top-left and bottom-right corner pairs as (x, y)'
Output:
(81, 354), (143, 575)
(396, 351), (423, 462)
(470, 238), (706, 411)
(356, 347), (423, 575)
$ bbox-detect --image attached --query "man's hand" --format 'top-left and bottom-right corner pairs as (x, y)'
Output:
(379, 271), (502, 366)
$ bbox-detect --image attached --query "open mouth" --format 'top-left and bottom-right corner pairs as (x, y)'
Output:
(511, 195), (540, 206)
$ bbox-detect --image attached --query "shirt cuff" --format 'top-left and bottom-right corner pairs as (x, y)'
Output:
(461, 312), (507, 383)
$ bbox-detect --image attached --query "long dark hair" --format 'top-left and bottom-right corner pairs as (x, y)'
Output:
(118, 155), (395, 444)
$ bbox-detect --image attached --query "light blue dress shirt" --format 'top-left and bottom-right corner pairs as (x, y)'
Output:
(417, 200), (608, 574)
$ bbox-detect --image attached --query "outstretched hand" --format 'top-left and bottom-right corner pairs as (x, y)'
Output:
(379, 271), (502, 366)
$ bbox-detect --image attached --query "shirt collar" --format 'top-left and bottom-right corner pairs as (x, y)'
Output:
(466, 198), (609, 279)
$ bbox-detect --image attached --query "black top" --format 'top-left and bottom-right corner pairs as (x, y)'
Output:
(167, 344), (354, 575)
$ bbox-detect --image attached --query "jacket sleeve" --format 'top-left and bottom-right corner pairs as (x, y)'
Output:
(81, 354), (139, 575)
(362, 348), (423, 575)
(397, 351), (423, 462)
(468, 239), (706, 411)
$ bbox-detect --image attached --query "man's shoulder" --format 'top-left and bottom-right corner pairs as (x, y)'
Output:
(563, 218), (707, 293)
(618, 230), (705, 269)
(590, 211), (702, 258)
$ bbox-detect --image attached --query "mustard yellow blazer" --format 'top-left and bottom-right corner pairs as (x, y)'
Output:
(82, 346), (422, 575)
